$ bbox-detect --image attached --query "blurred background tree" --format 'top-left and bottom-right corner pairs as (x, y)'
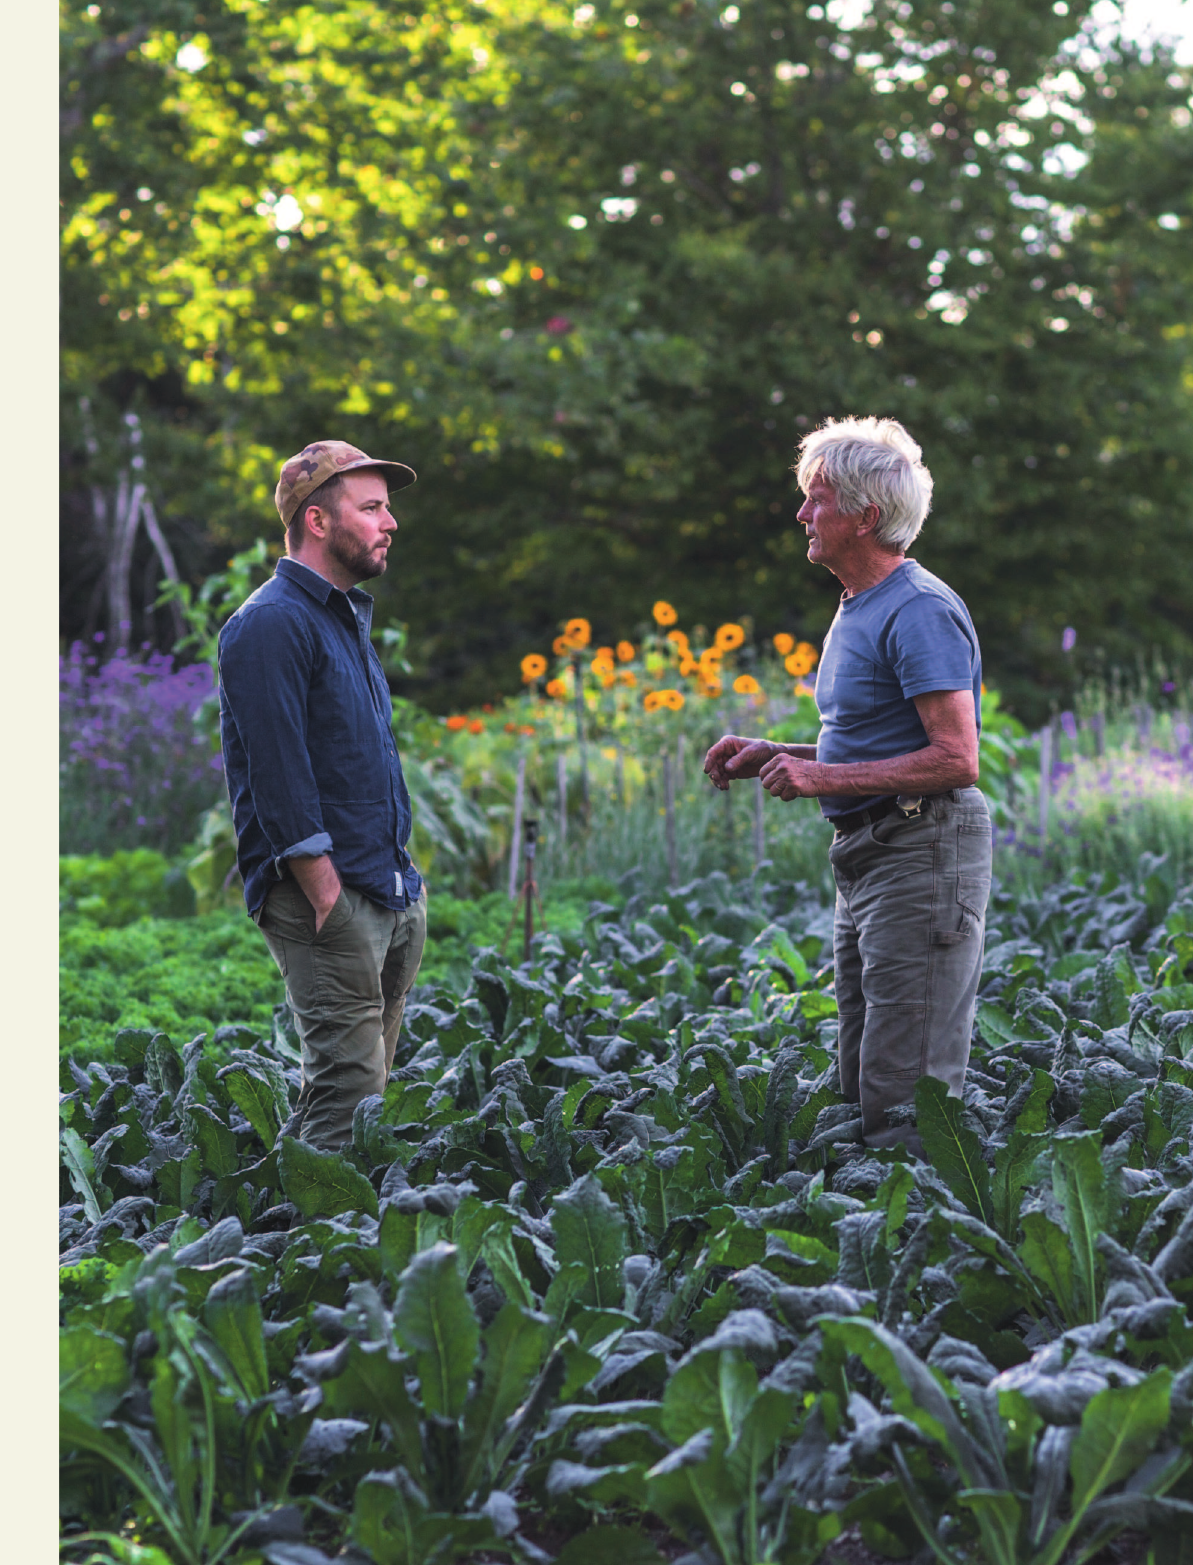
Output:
(60, 0), (1193, 721)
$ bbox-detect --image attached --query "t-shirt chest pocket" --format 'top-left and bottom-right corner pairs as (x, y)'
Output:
(821, 649), (876, 721)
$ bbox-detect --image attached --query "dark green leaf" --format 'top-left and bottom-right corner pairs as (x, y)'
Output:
(277, 1136), (378, 1220)
(393, 1242), (479, 1421)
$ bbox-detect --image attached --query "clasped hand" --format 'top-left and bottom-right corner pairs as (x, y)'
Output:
(703, 735), (820, 800)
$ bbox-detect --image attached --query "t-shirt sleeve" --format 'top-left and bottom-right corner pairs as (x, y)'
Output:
(887, 593), (978, 700)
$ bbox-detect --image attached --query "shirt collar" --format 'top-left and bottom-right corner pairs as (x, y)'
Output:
(277, 555), (374, 618)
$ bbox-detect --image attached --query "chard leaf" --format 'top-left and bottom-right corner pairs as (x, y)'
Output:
(60, 1325), (130, 1425)
(550, 1174), (627, 1312)
(1070, 1370), (1172, 1515)
(277, 1136), (378, 1220)
(203, 1265), (269, 1402)
(1019, 1210), (1080, 1325)
(220, 1064), (284, 1149)
(61, 1127), (106, 1224)
(394, 1241), (479, 1421)
(460, 1302), (553, 1496)
(1051, 1132), (1110, 1324)
(991, 1132), (1048, 1241)
(916, 1076), (993, 1226)
(187, 1102), (238, 1179)
(321, 1339), (424, 1479)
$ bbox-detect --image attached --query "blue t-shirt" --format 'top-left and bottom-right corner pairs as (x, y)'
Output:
(813, 559), (982, 819)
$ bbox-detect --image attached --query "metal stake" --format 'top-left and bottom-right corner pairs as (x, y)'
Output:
(508, 753), (526, 900)
(753, 777), (766, 867)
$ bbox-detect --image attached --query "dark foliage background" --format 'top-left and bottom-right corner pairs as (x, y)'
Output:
(60, 0), (1193, 721)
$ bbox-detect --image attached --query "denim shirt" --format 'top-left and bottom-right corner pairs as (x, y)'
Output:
(218, 557), (422, 916)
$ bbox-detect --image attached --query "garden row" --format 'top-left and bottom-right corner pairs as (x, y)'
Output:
(61, 864), (1193, 1564)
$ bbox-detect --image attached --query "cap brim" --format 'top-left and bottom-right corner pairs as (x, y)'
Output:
(341, 456), (417, 491)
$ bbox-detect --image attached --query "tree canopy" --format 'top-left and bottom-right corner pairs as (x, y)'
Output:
(61, 0), (1193, 718)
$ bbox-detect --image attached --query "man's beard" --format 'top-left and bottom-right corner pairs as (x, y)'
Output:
(327, 517), (387, 582)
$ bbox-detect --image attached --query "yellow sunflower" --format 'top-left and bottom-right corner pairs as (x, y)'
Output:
(652, 600), (678, 626)
(715, 622), (745, 651)
(733, 675), (761, 696)
(520, 653), (548, 682)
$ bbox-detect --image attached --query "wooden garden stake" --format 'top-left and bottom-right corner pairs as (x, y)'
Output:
(663, 752), (677, 888)
(508, 752), (526, 900)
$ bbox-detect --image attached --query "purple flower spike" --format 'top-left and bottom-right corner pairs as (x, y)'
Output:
(1061, 627), (1077, 652)
(1060, 711), (1078, 743)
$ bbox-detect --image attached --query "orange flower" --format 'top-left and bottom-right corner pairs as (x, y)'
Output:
(733, 675), (761, 696)
(793, 681), (815, 699)
(643, 691), (664, 712)
(773, 632), (795, 656)
(591, 653), (615, 678)
(700, 678), (723, 698)
(618, 669), (637, 687)
(565, 617), (591, 647)
(652, 600), (678, 626)
(520, 725), (536, 735)
(715, 622), (745, 652)
(504, 721), (519, 733)
(616, 640), (635, 662)
(469, 719), (484, 733)
(601, 673), (616, 689)
(659, 688), (685, 711)
(521, 653), (548, 682)
(546, 678), (569, 699)
(552, 634), (572, 656)
(699, 647), (723, 672)
(446, 715), (468, 731)
(666, 629), (690, 653)
(679, 655), (699, 677)
(785, 642), (820, 677)
(596, 645), (615, 662)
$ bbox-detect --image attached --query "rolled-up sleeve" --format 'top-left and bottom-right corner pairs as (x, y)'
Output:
(218, 605), (333, 871)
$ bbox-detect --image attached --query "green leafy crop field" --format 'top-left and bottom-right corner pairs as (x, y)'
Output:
(60, 865), (1193, 1565)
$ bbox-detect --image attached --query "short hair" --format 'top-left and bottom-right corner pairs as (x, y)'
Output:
(287, 472), (345, 550)
(794, 416), (933, 551)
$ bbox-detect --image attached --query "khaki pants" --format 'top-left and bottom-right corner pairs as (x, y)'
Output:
(828, 788), (991, 1154)
(256, 878), (427, 1151)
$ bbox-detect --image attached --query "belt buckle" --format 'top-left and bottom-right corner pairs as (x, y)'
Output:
(895, 794), (924, 819)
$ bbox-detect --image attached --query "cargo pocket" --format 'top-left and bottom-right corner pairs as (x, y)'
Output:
(931, 824), (990, 944)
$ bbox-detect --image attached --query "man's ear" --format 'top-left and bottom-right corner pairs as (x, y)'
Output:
(857, 502), (882, 536)
(303, 504), (330, 539)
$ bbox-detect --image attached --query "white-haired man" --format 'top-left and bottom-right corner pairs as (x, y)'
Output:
(704, 417), (991, 1157)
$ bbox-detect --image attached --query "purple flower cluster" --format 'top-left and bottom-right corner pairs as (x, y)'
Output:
(60, 640), (226, 855)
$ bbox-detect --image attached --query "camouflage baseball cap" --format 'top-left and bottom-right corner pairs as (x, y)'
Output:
(274, 440), (417, 528)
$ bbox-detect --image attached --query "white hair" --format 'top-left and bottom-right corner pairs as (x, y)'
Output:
(795, 416), (933, 551)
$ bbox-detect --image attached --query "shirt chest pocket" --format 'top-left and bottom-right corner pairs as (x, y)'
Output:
(820, 651), (876, 722)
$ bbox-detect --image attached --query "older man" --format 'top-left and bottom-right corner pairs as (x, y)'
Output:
(218, 441), (426, 1151)
(705, 417), (991, 1155)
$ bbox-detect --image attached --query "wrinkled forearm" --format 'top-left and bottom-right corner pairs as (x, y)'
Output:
(797, 742), (978, 798)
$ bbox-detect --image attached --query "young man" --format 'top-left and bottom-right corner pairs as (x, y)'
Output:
(704, 416), (991, 1156)
(218, 441), (426, 1150)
